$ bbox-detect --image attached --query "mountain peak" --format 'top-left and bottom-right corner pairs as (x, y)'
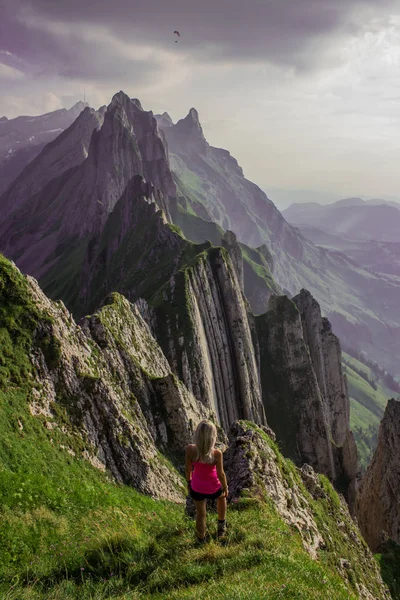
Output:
(154, 112), (174, 129)
(109, 91), (142, 113)
(131, 98), (143, 110)
(188, 107), (199, 122)
(70, 100), (88, 111)
(166, 107), (207, 154)
(161, 111), (173, 122)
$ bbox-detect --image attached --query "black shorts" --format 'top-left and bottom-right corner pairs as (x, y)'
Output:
(189, 485), (223, 501)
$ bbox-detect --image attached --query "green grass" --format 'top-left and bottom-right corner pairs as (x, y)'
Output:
(343, 351), (397, 469)
(0, 389), (359, 600)
(169, 202), (224, 247)
(0, 383), (359, 599)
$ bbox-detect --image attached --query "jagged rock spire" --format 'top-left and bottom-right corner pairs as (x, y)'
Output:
(356, 398), (400, 551)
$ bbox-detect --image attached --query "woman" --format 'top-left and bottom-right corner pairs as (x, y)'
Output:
(185, 420), (228, 542)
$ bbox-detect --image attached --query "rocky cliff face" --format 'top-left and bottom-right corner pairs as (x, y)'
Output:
(147, 246), (266, 431)
(4, 257), (213, 502)
(256, 293), (358, 505)
(356, 398), (400, 551)
(293, 290), (359, 498)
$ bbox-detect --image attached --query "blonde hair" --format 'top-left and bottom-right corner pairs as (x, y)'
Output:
(194, 420), (217, 463)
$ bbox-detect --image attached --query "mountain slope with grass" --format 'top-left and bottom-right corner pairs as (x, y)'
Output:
(0, 257), (393, 598)
(293, 224), (400, 278)
(342, 351), (400, 470)
(158, 111), (400, 379)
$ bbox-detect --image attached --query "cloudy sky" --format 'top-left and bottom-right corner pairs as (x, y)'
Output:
(2, 0), (400, 203)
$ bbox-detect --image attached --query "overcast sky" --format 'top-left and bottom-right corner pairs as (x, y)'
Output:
(2, 0), (400, 202)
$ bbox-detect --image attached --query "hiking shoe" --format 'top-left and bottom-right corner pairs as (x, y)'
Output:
(217, 520), (227, 540)
(196, 533), (210, 544)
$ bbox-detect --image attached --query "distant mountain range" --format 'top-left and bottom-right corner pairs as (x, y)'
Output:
(0, 101), (88, 195)
(283, 197), (400, 243)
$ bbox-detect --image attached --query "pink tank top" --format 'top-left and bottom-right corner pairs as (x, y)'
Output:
(191, 458), (221, 494)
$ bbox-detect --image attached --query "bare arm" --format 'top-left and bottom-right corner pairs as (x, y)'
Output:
(185, 445), (194, 482)
(215, 450), (228, 497)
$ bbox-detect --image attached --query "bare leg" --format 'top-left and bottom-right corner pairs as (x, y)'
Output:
(217, 496), (227, 521)
(194, 499), (207, 539)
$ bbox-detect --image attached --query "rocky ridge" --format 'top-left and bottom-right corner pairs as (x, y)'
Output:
(356, 398), (400, 551)
(256, 292), (358, 505)
(146, 245), (266, 431)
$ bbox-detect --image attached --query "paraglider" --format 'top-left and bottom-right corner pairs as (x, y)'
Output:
(174, 30), (180, 43)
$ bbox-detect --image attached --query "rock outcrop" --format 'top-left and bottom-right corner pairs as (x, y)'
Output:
(224, 422), (324, 557)
(256, 293), (358, 505)
(222, 230), (244, 292)
(356, 398), (400, 551)
(293, 290), (359, 499)
(20, 265), (213, 502)
(223, 422), (390, 600)
(149, 246), (266, 431)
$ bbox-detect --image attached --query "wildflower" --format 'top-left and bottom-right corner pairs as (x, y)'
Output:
(81, 567), (85, 571)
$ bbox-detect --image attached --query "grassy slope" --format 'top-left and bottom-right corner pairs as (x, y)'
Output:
(1, 253), (396, 599)
(343, 352), (398, 469)
(0, 387), (384, 600)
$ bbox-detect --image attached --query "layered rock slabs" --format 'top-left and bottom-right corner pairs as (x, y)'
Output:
(356, 398), (400, 551)
(51, 169), (264, 433)
(257, 290), (358, 506)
